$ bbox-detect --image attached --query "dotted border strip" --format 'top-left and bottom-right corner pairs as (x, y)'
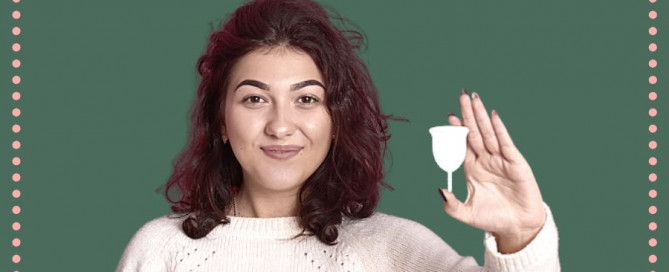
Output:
(0, 2), (664, 270)
(10, 0), (23, 269)
(647, 0), (660, 270)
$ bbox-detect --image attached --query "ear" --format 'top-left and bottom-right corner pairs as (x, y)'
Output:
(220, 125), (228, 143)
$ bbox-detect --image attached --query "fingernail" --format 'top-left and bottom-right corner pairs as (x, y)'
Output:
(438, 188), (448, 203)
(472, 92), (479, 99)
(447, 112), (455, 117)
(461, 88), (468, 95)
(492, 109), (497, 117)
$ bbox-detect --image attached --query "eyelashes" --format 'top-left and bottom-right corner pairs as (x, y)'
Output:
(297, 96), (319, 104)
(243, 96), (265, 104)
(242, 95), (321, 106)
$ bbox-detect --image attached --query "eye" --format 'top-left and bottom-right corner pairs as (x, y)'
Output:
(298, 96), (320, 104)
(242, 96), (266, 104)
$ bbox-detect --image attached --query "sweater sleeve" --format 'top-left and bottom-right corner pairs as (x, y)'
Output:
(115, 215), (180, 272)
(482, 203), (560, 271)
(384, 203), (560, 272)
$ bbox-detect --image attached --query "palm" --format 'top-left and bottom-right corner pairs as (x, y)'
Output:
(441, 91), (545, 238)
(460, 150), (542, 234)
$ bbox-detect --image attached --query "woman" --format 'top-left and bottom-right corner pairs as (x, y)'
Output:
(116, 0), (560, 271)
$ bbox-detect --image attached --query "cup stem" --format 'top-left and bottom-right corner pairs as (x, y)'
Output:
(447, 171), (452, 192)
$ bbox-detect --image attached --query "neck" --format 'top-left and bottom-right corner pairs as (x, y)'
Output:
(234, 185), (299, 218)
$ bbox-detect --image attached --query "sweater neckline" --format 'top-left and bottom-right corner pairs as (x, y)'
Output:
(219, 215), (303, 238)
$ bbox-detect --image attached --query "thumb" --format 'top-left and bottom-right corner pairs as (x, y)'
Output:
(438, 188), (472, 225)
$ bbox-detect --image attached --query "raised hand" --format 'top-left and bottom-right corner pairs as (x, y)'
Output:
(439, 89), (546, 253)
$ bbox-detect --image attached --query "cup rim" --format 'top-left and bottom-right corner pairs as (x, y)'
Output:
(429, 125), (469, 134)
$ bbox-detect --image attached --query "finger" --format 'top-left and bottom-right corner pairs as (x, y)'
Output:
(439, 188), (473, 226)
(459, 89), (486, 158)
(490, 109), (524, 164)
(471, 92), (500, 154)
(447, 113), (476, 164)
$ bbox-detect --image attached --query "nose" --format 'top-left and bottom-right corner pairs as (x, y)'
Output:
(264, 102), (296, 139)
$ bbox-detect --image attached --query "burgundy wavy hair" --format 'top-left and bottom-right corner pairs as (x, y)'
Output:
(164, 0), (402, 245)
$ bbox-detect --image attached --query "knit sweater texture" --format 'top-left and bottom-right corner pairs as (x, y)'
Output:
(116, 203), (559, 271)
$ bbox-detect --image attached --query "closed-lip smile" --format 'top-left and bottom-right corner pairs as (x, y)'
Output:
(261, 145), (303, 160)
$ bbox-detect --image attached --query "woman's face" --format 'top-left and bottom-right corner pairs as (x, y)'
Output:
(223, 48), (332, 195)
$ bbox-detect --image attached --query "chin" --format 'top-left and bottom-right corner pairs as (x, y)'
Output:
(254, 174), (307, 192)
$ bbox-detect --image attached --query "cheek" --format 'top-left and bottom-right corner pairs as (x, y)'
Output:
(302, 114), (332, 144)
(225, 106), (262, 145)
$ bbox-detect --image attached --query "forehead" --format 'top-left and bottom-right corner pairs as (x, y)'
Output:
(228, 47), (323, 88)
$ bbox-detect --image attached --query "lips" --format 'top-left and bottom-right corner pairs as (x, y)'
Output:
(261, 145), (303, 160)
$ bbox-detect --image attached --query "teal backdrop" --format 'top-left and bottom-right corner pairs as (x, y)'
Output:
(2, 0), (667, 271)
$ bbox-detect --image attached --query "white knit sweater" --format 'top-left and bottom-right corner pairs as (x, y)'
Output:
(116, 203), (559, 271)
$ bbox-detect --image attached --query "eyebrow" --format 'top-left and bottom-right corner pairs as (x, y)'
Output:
(234, 79), (325, 92)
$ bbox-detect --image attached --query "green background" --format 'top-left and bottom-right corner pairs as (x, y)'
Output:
(2, 0), (666, 271)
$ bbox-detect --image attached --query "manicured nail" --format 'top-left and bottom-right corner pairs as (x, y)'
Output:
(472, 92), (479, 99)
(447, 112), (455, 117)
(461, 88), (468, 95)
(438, 188), (448, 203)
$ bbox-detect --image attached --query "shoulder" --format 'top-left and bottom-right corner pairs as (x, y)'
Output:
(339, 212), (465, 271)
(339, 212), (447, 255)
(341, 212), (440, 240)
(126, 214), (191, 251)
(116, 214), (188, 272)
(133, 214), (186, 239)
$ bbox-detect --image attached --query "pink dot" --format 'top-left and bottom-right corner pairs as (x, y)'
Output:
(12, 75), (21, 85)
(649, 124), (657, 133)
(649, 189), (658, 198)
(13, 0), (20, 3)
(12, 43), (21, 52)
(649, 75), (657, 84)
(12, 124), (21, 133)
(649, 10), (658, 19)
(650, 0), (657, 3)
(649, 157), (657, 165)
(12, 59), (21, 68)
(649, 27), (658, 35)
(649, 108), (657, 117)
(649, 59), (657, 68)
(12, 140), (21, 149)
(649, 254), (657, 263)
(649, 140), (657, 149)
(12, 206), (20, 215)
(12, 222), (21, 231)
(649, 91), (657, 101)
(649, 238), (657, 247)
(649, 222), (658, 231)
(12, 173), (21, 182)
(12, 238), (20, 247)
(12, 189), (20, 198)
(12, 157), (21, 166)
(649, 205), (657, 214)
(12, 254), (20, 264)
(12, 108), (21, 117)
(12, 26), (21, 36)
(12, 10), (21, 19)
